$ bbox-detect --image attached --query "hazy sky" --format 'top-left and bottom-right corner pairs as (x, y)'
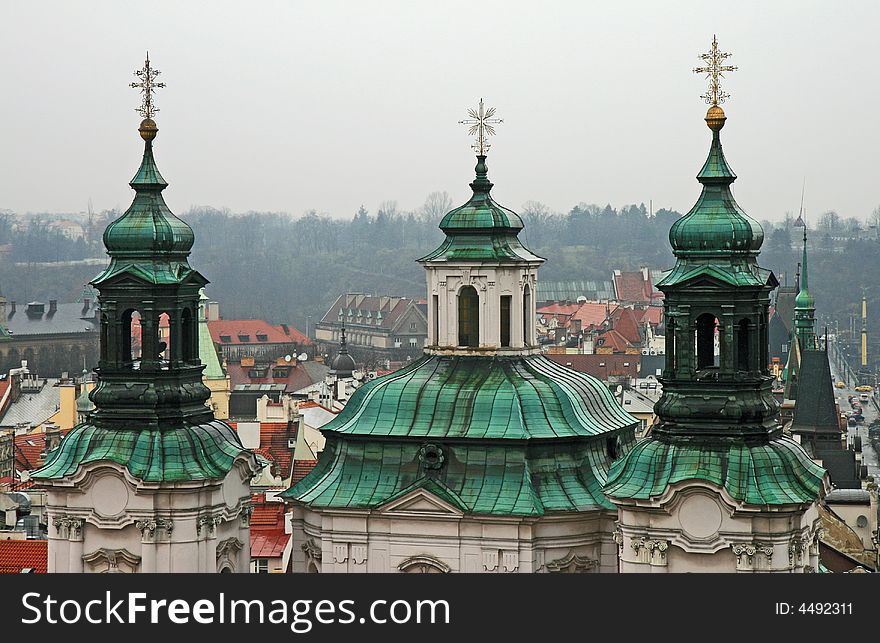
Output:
(2, 1), (878, 223)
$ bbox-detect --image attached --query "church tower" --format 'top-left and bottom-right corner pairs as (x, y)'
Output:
(605, 38), (828, 573)
(283, 101), (637, 574)
(793, 223), (817, 351)
(33, 55), (259, 573)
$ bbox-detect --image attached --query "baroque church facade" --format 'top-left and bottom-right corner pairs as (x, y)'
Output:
(282, 114), (640, 573)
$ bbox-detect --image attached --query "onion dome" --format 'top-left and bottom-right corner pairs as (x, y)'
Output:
(102, 118), (195, 258)
(668, 106), (763, 257)
(330, 325), (356, 378)
(418, 156), (543, 264)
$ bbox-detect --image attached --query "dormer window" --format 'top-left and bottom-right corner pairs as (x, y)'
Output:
(256, 333), (268, 342)
(238, 334), (250, 343)
(219, 334), (232, 343)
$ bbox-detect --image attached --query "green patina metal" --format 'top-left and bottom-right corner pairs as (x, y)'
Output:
(605, 112), (826, 506)
(33, 122), (252, 483)
(283, 354), (637, 514)
(35, 420), (246, 483)
(284, 430), (625, 514)
(604, 436), (825, 505)
(418, 156), (544, 264)
(793, 228), (817, 351)
(659, 127), (764, 287)
(324, 354), (636, 440)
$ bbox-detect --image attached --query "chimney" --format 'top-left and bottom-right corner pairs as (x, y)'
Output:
(10, 301), (15, 315)
(48, 300), (58, 316)
(82, 297), (91, 315)
(0, 298), (5, 325)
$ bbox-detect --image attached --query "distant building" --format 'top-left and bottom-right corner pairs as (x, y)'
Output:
(0, 298), (99, 378)
(208, 317), (311, 364)
(611, 268), (664, 306)
(314, 294), (428, 361)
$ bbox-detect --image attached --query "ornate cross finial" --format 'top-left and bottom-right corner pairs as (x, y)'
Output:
(131, 52), (165, 120)
(693, 35), (737, 106)
(459, 99), (502, 156)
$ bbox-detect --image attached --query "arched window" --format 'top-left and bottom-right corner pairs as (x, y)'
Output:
(458, 286), (479, 347)
(397, 555), (450, 574)
(736, 318), (750, 372)
(121, 309), (139, 364)
(181, 308), (194, 363)
(158, 312), (171, 363)
(695, 313), (719, 370)
(500, 295), (511, 347)
(100, 313), (109, 362)
(523, 284), (532, 345)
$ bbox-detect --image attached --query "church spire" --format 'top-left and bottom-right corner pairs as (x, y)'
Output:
(793, 217), (817, 350)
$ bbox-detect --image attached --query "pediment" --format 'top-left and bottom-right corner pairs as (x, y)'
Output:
(378, 487), (465, 516)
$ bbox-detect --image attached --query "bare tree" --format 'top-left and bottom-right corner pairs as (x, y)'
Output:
(420, 191), (453, 222)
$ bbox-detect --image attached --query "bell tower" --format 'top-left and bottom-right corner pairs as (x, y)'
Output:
(419, 100), (544, 355)
(605, 37), (827, 573)
(33, 55), (259, 573)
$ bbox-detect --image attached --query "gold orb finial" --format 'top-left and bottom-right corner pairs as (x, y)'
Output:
(138, 118), (158, 141)
(705, 105), (726, 131)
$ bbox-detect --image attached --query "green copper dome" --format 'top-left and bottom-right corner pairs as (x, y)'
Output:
(283, 354), (639, 515)
(668, 118), (763, 257)
(439, 156), (523, 231)
(103, 126), (194, 258)
(320, 353), (636, 439)
(419, 156), (543, 264)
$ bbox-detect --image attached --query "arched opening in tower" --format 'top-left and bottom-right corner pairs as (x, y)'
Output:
(458, 286), (480, 348)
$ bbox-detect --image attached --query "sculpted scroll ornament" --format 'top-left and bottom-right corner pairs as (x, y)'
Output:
(53, 515), (85, 539)
(135, 518), (174, 538)
(301, 538), (323, 562)
(732, 543), (773, 568)
(631, 537), (669, 565)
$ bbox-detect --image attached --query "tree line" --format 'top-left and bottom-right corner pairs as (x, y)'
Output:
(0, 200), (877, 344)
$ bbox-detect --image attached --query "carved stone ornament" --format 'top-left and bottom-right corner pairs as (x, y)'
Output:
(301, 538), (323, 562)
(197, 515), (222, 535)
(732, 543), (773, 566)
(546, 551), (599, 573)
(397, 555), (451, 574)
(239, 504), (254, 527)
(216, 537), (244, 560)
(612, 529), (623, 551)
(135, 518), (174, 537)
(82, 548), (141, 574)
(418, 443), (445, 470)
(52, 515), (85, 539)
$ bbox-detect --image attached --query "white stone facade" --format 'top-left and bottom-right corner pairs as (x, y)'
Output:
(613, 481), (822, 573)
(44, 458), (255, 573)
(424, 262), (540, 353)
(289, 489), (619, 573)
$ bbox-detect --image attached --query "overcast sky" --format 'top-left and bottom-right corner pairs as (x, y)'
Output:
(1, 1), (877, 223)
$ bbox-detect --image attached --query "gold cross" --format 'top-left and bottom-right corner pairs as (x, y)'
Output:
(131, 52), (165, 119)
(459, 99), (502, 156)
(693, 35), (737, 106)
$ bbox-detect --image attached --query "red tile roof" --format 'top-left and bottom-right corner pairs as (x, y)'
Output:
(291, 460), (318, 484)
(226, 362), (324, 393)
(640, 306), (663, 327)
(536, 303), (582, 317)
(613, 270), (654, 304)
(0, 540), (48, 573)
(547, 353), (639, 380)
(249, 496), (289, 560)
(14, 430), (71, 473)
(571, 302), (611, 330)
(251, 531), (289, 559)
(595, 329), (637, 353)
(208, 319), (310, 346)
(608, 307), (643, 345)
